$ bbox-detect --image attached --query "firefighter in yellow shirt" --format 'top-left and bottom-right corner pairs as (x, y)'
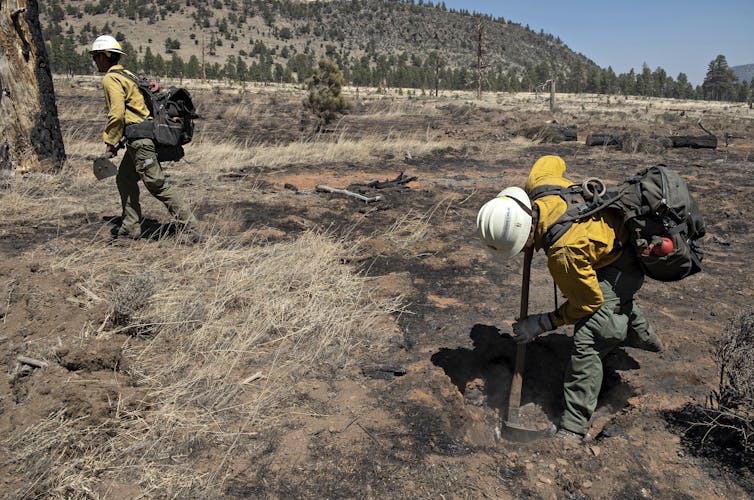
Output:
(90, 35), (198, 241)
(477, 155), (662, 442)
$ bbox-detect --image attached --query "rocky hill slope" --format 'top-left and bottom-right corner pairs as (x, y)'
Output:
(732, 64), (754, 84)
(41, 0), (598, 88)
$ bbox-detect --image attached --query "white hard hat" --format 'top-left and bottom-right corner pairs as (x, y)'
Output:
(476, 186), (533, 259)
(90, 35), (125, 55)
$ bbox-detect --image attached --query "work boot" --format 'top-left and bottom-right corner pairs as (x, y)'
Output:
(546, 424), (585, 444)
(115, 225), (141, 240)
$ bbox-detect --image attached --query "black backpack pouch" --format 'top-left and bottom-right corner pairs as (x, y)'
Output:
(153, 108), (184, 146)
(156, 145), (185, 163)
(124, 120), (154, 141)
(637, 232), (704, 282)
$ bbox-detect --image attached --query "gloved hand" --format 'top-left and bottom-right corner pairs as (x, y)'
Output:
(512, 313), (554, 344)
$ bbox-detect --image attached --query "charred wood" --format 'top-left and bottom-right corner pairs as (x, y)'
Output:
(585, 133), (622, 147)
(670, 135), (718, 149)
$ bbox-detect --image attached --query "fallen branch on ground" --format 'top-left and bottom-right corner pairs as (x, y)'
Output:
(697, 119), (714, 137)
(17, 356), (48, 369)
(316, 185), (383, 203)
(362, 172), (417, 189)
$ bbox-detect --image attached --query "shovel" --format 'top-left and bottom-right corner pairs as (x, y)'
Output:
(92, 138), (126, 180)
(500, 244), (547, 442)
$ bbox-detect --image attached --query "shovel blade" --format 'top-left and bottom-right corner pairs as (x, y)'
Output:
(500, 420), (548, 443)
(93, 156), (118, 180)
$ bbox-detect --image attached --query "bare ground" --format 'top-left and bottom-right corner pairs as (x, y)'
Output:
(1, 81), (754, 498)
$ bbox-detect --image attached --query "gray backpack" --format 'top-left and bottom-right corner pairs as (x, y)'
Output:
(529, 165), (706, 282)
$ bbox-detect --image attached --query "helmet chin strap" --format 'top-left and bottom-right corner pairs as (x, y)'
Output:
(507, 195), (532, 216)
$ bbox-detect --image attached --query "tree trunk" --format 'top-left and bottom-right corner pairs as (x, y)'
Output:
(475, 21), (485, 100)
(549, 78), (556, 113)
(0, 0), (65, 173)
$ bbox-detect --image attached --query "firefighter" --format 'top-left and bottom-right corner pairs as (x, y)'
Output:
(477, 155), (663, 442)
(90, 35), (199, 242)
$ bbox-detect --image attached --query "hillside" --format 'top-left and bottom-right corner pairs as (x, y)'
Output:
(732, 64), (754, 85)
(41, 0), (599, 91)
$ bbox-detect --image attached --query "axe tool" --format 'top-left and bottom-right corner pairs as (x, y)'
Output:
(92, 137), (126, 180)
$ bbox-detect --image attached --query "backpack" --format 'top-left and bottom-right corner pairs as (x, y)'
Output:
(529, 165), (706, 282)
(115, 69), (198, 162)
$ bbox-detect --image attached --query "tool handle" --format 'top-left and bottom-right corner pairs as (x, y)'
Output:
(112, 136), (128, 156)
(506, 244), (534, 424)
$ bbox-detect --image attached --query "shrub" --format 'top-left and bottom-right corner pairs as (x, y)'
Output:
(668, 309), (754, 466)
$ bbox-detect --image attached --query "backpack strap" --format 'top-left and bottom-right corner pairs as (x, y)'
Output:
(111, 69), (152, 119)
(530, 183), (623, 252)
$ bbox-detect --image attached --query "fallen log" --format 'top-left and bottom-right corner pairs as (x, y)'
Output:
(316, 185), (383, 203)
(553, 126), (578, 141)
(585, 133), (622, 147)
(670, 135), (717, 149)
(583, 132), (718, 150)
(516, 125), (577, 143)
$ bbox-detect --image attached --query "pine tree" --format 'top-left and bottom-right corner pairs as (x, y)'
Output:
(702, 55), (737, 101)
(302, 59), (350, 131)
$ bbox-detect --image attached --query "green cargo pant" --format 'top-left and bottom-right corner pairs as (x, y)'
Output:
(559, 251), (656, 436)
(116, 138), (197, 237)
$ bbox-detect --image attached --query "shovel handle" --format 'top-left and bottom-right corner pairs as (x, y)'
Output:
(506, 244), (533, 424)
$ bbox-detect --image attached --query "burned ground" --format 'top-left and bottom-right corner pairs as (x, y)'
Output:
(1, 82), (753, 498)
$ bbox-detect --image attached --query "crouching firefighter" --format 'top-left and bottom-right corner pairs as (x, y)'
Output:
(477, 155), (668, 443)
(90, 35), (199, 241)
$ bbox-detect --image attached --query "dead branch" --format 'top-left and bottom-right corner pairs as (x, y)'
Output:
(17, 356), (48, 369)
(241, 371), (265, 384)
(357, 172), (417, 189)
(315, 185), (383, 203)
(697, 119), (715, 137)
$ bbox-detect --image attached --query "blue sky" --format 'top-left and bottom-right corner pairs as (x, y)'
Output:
(441, 1), (754, 86)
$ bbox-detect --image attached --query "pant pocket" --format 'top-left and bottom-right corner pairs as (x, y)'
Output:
(136, 157), (166, 190)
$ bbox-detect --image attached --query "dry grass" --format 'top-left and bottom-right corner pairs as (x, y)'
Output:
(3, 226), (402, 497)
(186, 129), (452, 172)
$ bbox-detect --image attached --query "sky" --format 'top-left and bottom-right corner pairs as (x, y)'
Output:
(441, 0), (754, 86)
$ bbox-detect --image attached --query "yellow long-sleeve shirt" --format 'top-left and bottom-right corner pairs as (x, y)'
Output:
(101, 65), (150, 146)
(524, 156), (627, 327)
